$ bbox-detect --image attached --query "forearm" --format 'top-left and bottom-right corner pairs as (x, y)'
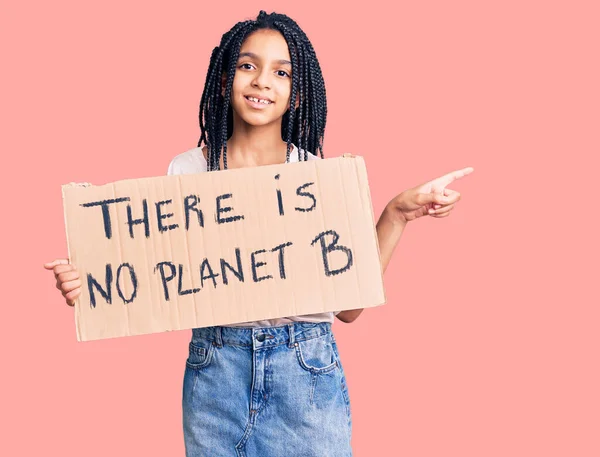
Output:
(336, 205), (407, 323)
(376, 204), (408, 274)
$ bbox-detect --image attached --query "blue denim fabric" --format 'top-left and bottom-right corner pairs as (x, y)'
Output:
(182, 322), (352, 456)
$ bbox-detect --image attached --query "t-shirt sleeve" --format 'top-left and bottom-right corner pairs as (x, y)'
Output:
(167, 157), (177, 176)
(167, 148), (207, 176)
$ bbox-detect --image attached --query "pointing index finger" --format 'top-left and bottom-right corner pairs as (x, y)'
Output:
(439, 167), (474, 187)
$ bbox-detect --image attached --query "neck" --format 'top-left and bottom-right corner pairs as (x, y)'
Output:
(225, 115), (292, 167)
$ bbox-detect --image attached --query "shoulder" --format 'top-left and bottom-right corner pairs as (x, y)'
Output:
(167, 146), (208, 175)
(295, 145), (321, 162)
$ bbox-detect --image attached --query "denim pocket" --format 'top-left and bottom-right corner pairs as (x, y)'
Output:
(294, 333), (338, 374)
(186, 341), (214, 370)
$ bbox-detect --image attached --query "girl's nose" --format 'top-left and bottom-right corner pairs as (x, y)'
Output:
(252, 70), (271, 89)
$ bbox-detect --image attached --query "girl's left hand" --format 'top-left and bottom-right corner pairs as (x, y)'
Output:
(386, 167), (474, 224)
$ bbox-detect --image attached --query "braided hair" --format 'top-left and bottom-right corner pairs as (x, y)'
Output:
(197, 11), (327, 170)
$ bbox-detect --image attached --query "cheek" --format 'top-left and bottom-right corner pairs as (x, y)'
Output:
(229, 73), (246, 97)
(229, 80), (239, 97)
(278, 81), (292, 103)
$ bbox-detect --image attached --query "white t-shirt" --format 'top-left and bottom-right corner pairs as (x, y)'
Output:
(167, 143), (339, 328)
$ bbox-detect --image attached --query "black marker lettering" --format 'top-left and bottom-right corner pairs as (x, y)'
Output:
(200, 258), (220, 288)
(216, 193), (244, 224)
(156, 199), (179, 232)
(80, 198), (130, 239)
(126, 199), (150, 239)
(251, 249), (273, 282)
(274, 174), (284, 216)
(87, 263), (113, 307)
(155, 261), (176, 301)
(311, 230), (353, 276)
(271, 242), (293, 279)
(184, 195), (204, 230)
(116, 263), (137, 304)
(178, 264), (200, 295)
(220, 248), (244, 285)
(295, 182), (316, 212)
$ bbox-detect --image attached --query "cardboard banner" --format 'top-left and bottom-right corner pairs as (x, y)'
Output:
(62, 155), (385, 341)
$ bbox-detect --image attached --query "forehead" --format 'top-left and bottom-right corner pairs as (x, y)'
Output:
(239, 29), (291, 61)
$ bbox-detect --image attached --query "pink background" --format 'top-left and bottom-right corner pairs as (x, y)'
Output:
(2, 0), (598, 455)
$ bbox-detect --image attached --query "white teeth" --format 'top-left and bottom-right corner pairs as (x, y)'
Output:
(247, 96), (271, 104)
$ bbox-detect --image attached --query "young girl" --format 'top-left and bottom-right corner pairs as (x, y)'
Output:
(45, 11), (472, 456)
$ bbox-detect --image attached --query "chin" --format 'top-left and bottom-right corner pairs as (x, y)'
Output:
(238, 112), (283, 127)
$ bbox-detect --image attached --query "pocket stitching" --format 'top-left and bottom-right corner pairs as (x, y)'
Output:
(340, 376), (351, 419)
(332, 339), (352, 422)
(186, 342), (214, 370)
(294, 340), (338, 374)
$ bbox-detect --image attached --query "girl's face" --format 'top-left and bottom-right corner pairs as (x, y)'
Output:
(225, 29), (296, 129)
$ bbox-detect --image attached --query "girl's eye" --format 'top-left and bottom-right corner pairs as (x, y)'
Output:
(277, 70), (290, 78)
(239, 63), (254, 70)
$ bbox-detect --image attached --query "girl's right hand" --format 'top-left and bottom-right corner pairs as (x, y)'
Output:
(44, 259), (81, 307)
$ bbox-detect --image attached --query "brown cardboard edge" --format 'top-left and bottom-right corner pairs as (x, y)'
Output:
(353, 155), (387, 306)
(61, 184), (82, 342)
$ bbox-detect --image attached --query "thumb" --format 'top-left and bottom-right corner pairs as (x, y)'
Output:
(416, 192), (449, 206)
(432, 185), (444, 209)
(43, 259), (69, 269)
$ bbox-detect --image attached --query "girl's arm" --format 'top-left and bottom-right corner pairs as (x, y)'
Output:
(335, 165), (473, 324)
(335, 205), (406, 323)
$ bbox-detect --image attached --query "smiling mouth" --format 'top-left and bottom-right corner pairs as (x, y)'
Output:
(244, 96), (273, 105)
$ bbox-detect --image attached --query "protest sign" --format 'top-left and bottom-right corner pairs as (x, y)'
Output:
(62, 155), (385, 341)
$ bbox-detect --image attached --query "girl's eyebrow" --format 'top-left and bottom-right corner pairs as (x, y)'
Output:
(238, 51), (291, 66)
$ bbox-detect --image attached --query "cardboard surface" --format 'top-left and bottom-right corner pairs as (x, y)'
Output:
(62, 155), (385, 341)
